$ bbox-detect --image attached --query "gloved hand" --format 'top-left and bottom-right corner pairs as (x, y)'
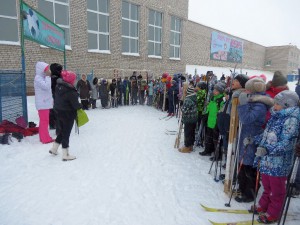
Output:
(255, 147), (267, 157)
(295, 142), (300, 157)
(238, 92), (250, 105)
(243, 137), (253, 146)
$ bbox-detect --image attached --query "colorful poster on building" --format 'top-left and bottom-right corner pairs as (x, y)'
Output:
(21, 2), (65, 51)
(210, 31), (243, 63)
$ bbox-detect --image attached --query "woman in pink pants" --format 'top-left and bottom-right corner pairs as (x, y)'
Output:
(34, 61), (53, 144)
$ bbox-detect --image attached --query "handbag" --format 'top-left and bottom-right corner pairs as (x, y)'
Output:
(76, 109), (89, 127)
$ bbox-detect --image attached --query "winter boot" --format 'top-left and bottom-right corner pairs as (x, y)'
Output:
(257, 213), (278, 224)
(179, 146), (192, 153)
(62, 148), (76, 161)
(49, 142), (60, 155)
(249, 205), (265, 215)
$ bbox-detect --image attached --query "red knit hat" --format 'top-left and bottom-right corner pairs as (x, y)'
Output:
(61, 70), (76, 85)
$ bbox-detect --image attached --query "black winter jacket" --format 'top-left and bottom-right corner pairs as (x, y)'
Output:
(54, 79), (82, 113)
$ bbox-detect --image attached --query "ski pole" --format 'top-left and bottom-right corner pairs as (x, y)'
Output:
(225, 141), (250, 207)
(252, 164), (260, 225)
(277, 157), (299, 225)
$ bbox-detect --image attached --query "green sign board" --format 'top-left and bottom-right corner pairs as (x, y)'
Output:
(21, 2), (65, 51)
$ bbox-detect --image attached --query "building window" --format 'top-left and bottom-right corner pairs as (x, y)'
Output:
(0, 0), (18, 43)
(148, 10), (162, 57)
(87, 0), (110, 52)
(122, 1), (139, 54)
(169, 16), (181, 59)
(265, 60), (272, 66)
(38, 0), (70, 47)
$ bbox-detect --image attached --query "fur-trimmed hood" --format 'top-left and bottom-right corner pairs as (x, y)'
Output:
(249, 94), (274, 108)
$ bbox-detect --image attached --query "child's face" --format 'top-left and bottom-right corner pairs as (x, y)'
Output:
(273, 103), (283, 111)
(232, 79), (242, 90)
(195, 86), (200, 91)
(224, 93), (229, 100)
(213, 89), (220, 96)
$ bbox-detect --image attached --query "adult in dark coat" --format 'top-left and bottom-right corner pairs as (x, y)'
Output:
(131, 79), (138, 105)
(49, 70), (81, 161)
(99, 79), (109, 108)
(76, 74), (91, 110)
(167, 80), (179, 116)
(110, 79), (117, 107)
(236, 78), (273, 202)
(49, 63), (63, 130)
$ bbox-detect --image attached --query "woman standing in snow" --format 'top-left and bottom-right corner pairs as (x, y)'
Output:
(235, 78), (273, 203)
(49, 70), (81, 161)
(34, 61), (54, 144)
(76, 74), (91, 110)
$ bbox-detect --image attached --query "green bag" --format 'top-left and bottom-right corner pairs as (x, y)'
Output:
(76, 109), (89, 127)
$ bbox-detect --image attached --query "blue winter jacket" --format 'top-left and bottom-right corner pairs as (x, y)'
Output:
(238, 96), (268, 165)
(254, 106), (300, 177)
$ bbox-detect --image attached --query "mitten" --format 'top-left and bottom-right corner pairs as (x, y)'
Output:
(255, 147), (267, 157)
(243, 137), (253, 146)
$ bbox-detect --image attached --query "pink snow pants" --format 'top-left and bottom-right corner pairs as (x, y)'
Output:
(258, 174), (287, 219)
(38, 109), (53, 144)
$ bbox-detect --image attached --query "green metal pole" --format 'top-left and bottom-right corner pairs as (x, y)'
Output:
(64, 31), (66, 69)
(19, 0), (28, 124)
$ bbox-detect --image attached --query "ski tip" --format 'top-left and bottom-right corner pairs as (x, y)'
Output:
(208, 219), (219, 225)
(200, 203), (210, 210)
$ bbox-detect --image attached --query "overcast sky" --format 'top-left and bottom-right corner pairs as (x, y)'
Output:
(188, 0), (299, 48)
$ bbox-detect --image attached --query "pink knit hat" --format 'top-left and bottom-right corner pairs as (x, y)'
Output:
(61, 70), (76, 85)
(249, 74), (267, 82)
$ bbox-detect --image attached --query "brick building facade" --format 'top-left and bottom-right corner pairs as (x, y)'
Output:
(0, 0), (299, 94)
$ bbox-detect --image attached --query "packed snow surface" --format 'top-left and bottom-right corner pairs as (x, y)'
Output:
(0, 94), (299, 225)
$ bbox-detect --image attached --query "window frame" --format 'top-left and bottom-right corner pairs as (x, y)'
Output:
(121, 1), (139, 56)
(38, 0), (71, 49)
(0, 0), (19, 45)
(148, 9), (162, 58)
(169, 16), (181, 60)
(87, 0), (110, 53)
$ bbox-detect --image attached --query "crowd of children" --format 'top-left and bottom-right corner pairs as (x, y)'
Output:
(178, 70), (300, 224)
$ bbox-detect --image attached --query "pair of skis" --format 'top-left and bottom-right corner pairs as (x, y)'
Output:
(200, 204), (264, 225)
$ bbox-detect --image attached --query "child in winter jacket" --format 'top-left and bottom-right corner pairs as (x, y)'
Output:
(34, 61), (54, 144)
(90, 77), (99, 109)
(49, 70), (82, 161)
(147, 80), (154, 106)
(253, 90), (300, 224)
(110, 79), (117, 108)
(200, 82), (225, 156)
(195, 81), (207, 127)
(179, 86), (197, 153)
(235, 78), (273, 203)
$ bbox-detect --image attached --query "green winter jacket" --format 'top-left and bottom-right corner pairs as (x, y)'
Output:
(206, 93), (224, 129)
(182, 93), (198, 124)
(196, 89), (206, 114)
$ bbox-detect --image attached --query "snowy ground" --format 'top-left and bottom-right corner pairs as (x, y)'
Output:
(0, 95), (299, 225)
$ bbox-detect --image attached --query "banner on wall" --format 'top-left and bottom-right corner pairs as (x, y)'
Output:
(21, 2), (65, 51)
(210, 31), (243, 63)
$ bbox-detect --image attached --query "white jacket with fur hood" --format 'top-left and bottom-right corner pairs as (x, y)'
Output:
(34, 61), (53, 110)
